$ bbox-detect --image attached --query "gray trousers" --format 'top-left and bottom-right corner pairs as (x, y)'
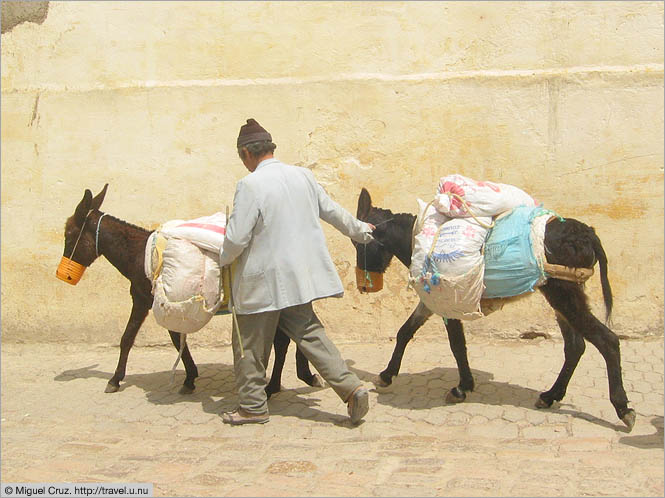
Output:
(232, 302), (362, 414)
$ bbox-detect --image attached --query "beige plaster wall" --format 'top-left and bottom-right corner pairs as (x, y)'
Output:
(1, 1), (663, 346)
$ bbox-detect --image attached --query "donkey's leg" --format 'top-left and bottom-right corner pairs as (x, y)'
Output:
(105, 301), (149, 393)
(577, 317), (634, 429)
(444, 318), (475, 403)
(295, 347), (324, 388)
(378, 301), (433, 387)
(542, 281), (635, 430)
(266, 326), (289, 398)
(536, 312), (586, 409)
(167, 331), (199, 394)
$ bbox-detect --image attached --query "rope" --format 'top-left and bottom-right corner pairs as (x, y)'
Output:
(445, 192), (495, 229)
(69, 210), (92, 260)
(372, 217), (394, 227)
(426, 221), (446, 262)
(363, 242), (373, 290)
(170, 332), (186, 384)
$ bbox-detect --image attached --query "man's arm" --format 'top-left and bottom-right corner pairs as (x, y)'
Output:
(219, 180), (260, 266)
(315, 181), (373, 244)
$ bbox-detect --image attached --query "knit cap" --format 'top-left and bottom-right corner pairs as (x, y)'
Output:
(237, 118), (272, 147)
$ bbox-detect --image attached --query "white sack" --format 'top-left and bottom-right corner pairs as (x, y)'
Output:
(411, 264), (485, 321)
(160, 212), (227, 253)
(151, 237), (222, 334)
(410, 199), (490, 278)
(409, 199), (488, 320)
(433, 174), (536, 218)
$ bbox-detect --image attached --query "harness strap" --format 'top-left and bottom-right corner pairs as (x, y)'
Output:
(95, 213), (107, 257)
(69, 210), (93, 260)
(543, 263), (594, 284)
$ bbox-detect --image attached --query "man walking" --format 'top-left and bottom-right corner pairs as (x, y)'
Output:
(219, 118), (374, 426)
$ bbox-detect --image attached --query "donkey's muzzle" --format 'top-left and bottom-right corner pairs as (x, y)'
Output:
(56, 256), (86, 285)
(355, 267), (383, 293)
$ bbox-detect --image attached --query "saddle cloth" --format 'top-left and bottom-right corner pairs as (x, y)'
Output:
(483, 205), (553, 298)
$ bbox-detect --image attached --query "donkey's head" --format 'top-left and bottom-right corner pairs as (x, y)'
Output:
(354, 188), (397, 292)
(57, 184), (108, 284)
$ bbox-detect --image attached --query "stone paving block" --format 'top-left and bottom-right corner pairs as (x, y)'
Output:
(639, 399), (665, 417)
(525, 407), (548, 425)
(468, 414), (490, 425)
(494, 447), (561, 464)
(644, 370), (664, 385)
(577, 478), (646, 497)
(510, 478), (572, 497)
(426, 378), (447, 390)
(444, 476), (503, 495)
(556, 437), (612, 454)
(467, 419), (520, 439)
(521, 424), (569, 439)
(372, 483), (440, 497)
(445, 411), (471, 426)
(570, 416), (627, 437)
(502, 405), (526, 422)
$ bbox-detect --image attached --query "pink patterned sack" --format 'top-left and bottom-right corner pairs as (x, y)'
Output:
(433, 174), (536, 218)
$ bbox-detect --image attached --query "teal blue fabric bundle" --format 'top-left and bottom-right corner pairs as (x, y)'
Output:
(483, 206), (559, 298)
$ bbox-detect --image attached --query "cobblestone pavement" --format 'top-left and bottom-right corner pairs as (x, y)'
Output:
(1, 336), (663, 497)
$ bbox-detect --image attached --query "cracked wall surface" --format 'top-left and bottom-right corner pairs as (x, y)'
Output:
(1, 1), (663, 344)
(1, 1), (49, 34)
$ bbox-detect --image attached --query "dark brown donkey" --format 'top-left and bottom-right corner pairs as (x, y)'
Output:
(353, 188), (635, 431)
(60, 184), (321, 396)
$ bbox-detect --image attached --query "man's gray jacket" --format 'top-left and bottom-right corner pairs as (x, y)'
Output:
(219, 158), (373, 314)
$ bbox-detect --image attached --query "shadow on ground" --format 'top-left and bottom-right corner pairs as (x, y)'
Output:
(346, 360), (634, 434)
(54, 350), (639, 434)
(619, 415), (664, 448)
(54, 361), (360, 427)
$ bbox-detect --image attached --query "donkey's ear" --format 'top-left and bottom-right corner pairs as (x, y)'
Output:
(357, 188), (372, 220)
(91, 183), (108, 211)
(74, 189), (93, 223)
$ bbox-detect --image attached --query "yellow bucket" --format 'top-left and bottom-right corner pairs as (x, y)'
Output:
(356, 267), (383, 293)
(56, 256), (86, 285)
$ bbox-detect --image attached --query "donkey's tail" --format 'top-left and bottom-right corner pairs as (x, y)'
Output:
(591, 228), (613, 324)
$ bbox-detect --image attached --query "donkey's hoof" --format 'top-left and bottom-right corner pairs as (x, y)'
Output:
(265, 385), (281, 399)
(621, 409), (636, 432)
(375, 371), (393, 388)
(445, 387), (467, 404)
(179, 384), (195, 395)
(308, 374), (325, 388)
(373, 375), (391, 389)
(535, 396), (552, 409)
(104, 383), (119, 393)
